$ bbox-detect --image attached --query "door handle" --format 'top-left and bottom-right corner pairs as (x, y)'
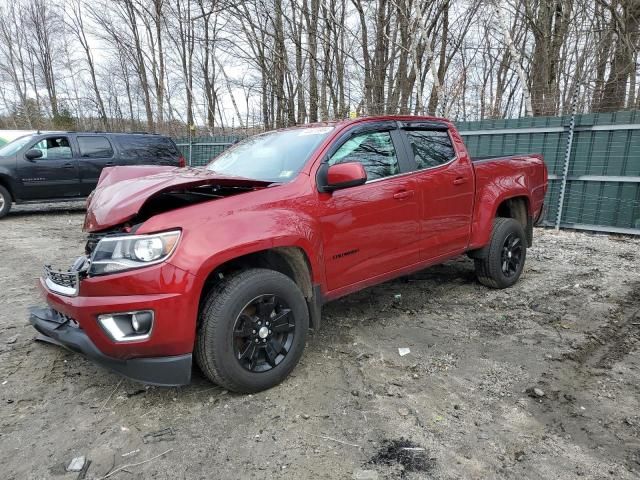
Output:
(453, 177), (468, 185)
(63, 162), (75, 169)
(393, 190), (414, 200)
(105, 162), (115, 166)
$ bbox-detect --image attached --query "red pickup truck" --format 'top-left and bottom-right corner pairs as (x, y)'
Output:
(29, 116), (547, 392)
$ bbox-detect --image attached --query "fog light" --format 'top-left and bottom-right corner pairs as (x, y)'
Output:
(98, 310), (154, 342)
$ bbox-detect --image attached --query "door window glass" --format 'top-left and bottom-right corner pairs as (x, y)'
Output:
(31, 136), (72, 159)
(117, 136), (178, 159)
(78, 136), (114, 158)
(328, 131), (399, 181)
(406, 130), (455, 169)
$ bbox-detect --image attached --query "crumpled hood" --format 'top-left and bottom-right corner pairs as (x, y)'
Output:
(84, 166), (270, 232)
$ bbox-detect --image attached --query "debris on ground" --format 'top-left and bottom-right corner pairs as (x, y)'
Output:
(526, 387), (546, 398)
(66, 456), (86, 472)
(398, 348), (410, 356)
(142, 428), (175, 444)
(5, 334), (18, 344)
(369, 439), (433, 474)
(352, 469), (379, 480)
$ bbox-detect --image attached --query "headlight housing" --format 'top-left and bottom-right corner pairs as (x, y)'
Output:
(89, 230), (181, 275)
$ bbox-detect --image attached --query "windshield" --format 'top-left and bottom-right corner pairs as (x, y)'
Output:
(207, 127), (333, 182)
(0, 135), (34, 157)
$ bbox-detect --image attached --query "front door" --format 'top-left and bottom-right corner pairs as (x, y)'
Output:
(318, 128), (420, 292)
(18, 135), (81, 200)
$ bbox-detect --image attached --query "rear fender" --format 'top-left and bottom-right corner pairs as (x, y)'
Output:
(468, 188), (533, 251)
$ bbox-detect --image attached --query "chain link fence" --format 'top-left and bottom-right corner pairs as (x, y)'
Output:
(173, 135), (242, 167)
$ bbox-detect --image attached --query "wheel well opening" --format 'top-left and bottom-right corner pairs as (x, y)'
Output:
(0, 177), (14, 199)
(496, 196), (532, 246)
(199, 247), (314, 312)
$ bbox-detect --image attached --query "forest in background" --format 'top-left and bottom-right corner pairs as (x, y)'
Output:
(0, 0), (639, 135)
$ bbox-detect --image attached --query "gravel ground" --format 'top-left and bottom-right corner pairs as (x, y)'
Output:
(1, 203), (639, 480)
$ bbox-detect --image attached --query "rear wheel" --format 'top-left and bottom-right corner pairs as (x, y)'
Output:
(475, 217), (527, 289)
(0, 185), (12, 219)
(195, 268), (309, 393)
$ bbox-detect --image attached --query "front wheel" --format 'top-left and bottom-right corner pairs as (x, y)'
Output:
(195, 268), (309, 393)
(0, 185), (12, 219)
(475, 217), (527, 289)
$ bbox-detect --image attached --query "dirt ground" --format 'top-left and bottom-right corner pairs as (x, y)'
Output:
(1, 203), (639, 480)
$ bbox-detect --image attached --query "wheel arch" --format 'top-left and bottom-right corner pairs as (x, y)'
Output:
(468, 194), (533, 259)
(0, 173), (16, 200)
(495, 196), (532, 247)
(197, 246), (322, 329)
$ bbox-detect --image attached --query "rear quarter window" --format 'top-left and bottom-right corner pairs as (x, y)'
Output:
(115, 136), (179, 160)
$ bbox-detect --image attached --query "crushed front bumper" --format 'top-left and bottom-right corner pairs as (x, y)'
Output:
(29, 306), (192, 386)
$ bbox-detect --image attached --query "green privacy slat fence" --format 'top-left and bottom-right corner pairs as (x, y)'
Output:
(174, 111), (640, 235)
(456, 111), (640, 235)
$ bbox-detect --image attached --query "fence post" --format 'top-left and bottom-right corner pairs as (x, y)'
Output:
(188, 128), (193, 166)
(555, 90), (578, 230)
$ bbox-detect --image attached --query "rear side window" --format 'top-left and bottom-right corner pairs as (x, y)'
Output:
(77, 136), (113, 158)
(328, 131), (399, 181)
(116, 136), (179, 159)
(406, 130), (455, 169)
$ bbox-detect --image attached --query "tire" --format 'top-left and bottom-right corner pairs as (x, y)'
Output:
(0, 185), (12, 219)
(475, 217), (527, 289)
(195, 268), (309, 393)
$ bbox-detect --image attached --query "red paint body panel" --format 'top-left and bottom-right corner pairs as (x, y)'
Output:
(39, 262), (197, 359)
(38, 115), (548, 362)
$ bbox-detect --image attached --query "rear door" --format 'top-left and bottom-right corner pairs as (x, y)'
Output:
(17, 135), (81, 199)
(398, 126), (474, 260)
(76, 135), (116, 195)
(318, 123), (420, 292)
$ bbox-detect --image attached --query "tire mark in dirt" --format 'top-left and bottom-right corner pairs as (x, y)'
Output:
(529, 281), (640, 471)
(564, 282), (640, 369)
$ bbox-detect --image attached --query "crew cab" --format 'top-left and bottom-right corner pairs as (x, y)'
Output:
(29, 116), (548, 393)
(0, 131), (184, 218)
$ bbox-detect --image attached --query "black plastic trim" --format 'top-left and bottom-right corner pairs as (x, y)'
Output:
(307, 284), (324, 330)
(398, 120), (449, 131)
(29, 306), (192, 386)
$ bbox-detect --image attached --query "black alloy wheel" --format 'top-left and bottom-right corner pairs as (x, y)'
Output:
(500, 233), (523, 278)
(233, 294), (296, 372)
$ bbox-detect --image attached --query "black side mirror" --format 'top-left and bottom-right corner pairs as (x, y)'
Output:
(25, 149), (43, 160)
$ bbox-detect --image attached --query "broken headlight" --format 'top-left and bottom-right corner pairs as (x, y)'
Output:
(89, 230), (181, 275)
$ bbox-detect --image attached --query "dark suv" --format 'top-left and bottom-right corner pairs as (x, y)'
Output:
(0, 132), (185, 218)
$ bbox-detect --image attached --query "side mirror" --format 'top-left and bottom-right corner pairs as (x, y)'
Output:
(25, 149), (43, 160)
(325, 162), (367, 191)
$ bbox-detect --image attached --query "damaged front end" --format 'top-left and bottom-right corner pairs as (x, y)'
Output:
(29, 165), (272, 386)
(83, 165), (272, 232)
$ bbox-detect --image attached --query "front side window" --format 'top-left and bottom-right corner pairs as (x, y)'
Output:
(78, 136), (114, 158)
(328, 131), (399, 181)
(406, 130), (455, 169)
(31, 136), (72, 159)
(0, 135), (34, 157)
